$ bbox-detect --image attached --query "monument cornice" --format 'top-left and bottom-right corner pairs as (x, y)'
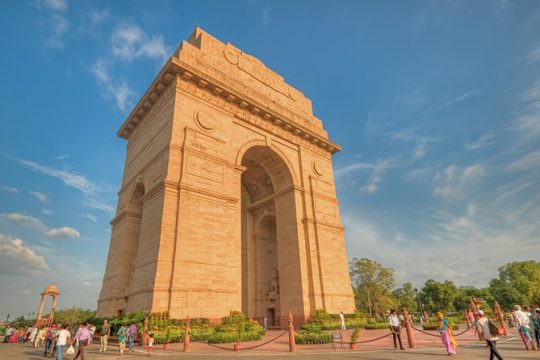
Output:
(118, 57), (341, 154)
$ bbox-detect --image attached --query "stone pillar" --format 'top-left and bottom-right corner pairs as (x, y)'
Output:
(36, 295), (45, 320)
(50, 295), (57, 321)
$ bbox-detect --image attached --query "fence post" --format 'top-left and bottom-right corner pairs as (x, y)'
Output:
(464, 310), (471, 329)
(288, 310), (296, 352)
(402, 308), (415, 349)
(493, 302), (507, 336)
(183, 316), (190, 352)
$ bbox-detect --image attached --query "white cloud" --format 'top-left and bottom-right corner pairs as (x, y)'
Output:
(465, 130), (496, 150)
(42, 0), (68, 12)
(42, 208), (54, 216)
(30, 191), (48, 203)
(0, 213), (46, 231)
(82, 213), (97, 223)
(88, 8), (109, 26)
(335, 162), (374, 179)
(262, 8), (270, 26)
(17, 157), (97, 195)
(513, 78), (540, 141)
(84, 198), (115, 215)
(54, 153), (70, 161)
(90, 60), (134, 112)
(1, 186), (19, 194)
(433, 164), (485, 197)
(45, 226), (80, 239)
(526, 44), (540, 64)
(361, 159), (393, 194)
(111, 23), (169, 61)
(0, 234), (50, 275)
(424, 88), (483, 114)
(36, 0), (69, 50)
(505, 150), (540, 172)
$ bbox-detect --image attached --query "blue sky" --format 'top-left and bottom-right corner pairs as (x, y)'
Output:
(1, 0), (539, 319)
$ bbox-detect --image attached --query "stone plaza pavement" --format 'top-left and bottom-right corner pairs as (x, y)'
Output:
(1, 328), (539, 360)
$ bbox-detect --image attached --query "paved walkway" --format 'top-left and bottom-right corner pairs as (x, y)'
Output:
(1, 328), (538, 359)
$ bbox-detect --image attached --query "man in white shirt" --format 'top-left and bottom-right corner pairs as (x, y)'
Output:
(513, 305), (536, 350)
(388, 309), (404, 351)
(475, 310), (504, 359)
(339, 312), (346, 331)
(55, 324), (71, 360)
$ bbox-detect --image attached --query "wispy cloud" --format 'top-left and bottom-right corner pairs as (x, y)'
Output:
(262, 8), (270, 26)
(505, 150), (540, 172)
(12, 156), (113, 215)
(82, 213), (97, 223)
(424, 88), (484, 114)
(30, 191), (48, 203)
(54, 153), (70, 161)
(36, 0), (69, 49)
(88, 8), (109, 26)
(89, 59), (134, 112)
(526, 43), (540, 64)
(111, 22), (169, 61)
(42, 209), (54, 216)
(465, 130), (497, 150)
(513, 78), (540, 141)
(1, 186), (19, 194)
(433, 163), (486, 197)
(0, 234), (50, 275)
(16, 157), (98, 195)
(361, 159), (393, 194)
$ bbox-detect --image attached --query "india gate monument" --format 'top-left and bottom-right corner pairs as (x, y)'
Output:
(97, 27), (355, 327)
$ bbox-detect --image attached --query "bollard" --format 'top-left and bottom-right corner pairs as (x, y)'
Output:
(465, 310), (471, 329)
(143, 316), (149, 347)
(402, 308), (415, 349)
(288, 310), (297, 352)
(493, 302), (507, 336)
(183, 316), (190, 352)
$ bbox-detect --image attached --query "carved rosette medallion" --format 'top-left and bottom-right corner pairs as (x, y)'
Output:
(224, 49), (239, 64)
(194, 110), (216, 132)
(312, 161), (323, 177)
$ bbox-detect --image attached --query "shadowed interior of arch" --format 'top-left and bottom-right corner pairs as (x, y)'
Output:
(240, 145), (294, 327)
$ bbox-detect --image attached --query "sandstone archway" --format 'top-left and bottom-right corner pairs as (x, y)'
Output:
(35, 284), (59, 327)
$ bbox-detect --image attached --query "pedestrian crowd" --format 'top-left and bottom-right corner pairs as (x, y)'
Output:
(0, 320), (156, 358)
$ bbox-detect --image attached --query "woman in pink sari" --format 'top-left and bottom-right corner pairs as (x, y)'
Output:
(436, 312), (457, 356)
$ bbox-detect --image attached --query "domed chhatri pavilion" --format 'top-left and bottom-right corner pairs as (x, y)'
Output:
(35, 283), (59, 327)
(97, 27), (355, 328)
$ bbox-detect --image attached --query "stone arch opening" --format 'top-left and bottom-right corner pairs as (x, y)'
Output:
(240, 145), (294, 327)
(35, 284), (59, 327)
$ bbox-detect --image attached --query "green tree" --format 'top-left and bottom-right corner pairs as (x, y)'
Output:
(54, 307), (97, 327)
(392, 282), (418, 313)
(350, 258), (395, 318)
(488, 261), (540, 309)
(419, 279), (459, 312)
(452, 286), (494, 312)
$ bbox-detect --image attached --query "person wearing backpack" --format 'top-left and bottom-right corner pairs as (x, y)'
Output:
(475, 310), (504, 360)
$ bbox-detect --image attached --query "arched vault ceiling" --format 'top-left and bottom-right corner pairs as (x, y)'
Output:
(241, 146), (293, 204)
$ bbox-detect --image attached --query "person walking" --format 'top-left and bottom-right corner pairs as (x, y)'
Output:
(117, 323), (128, 356)
(43, 324), (54, 357)
(146, 332), (154, 357)
(339, 311), (346, 331)
(475, 310), (504, 360)
(55, 324), (71, 360)
(513, 305), (536, 350)
(531, 308), (540, 348)
(128, 323), (137, 352)
(99, 319), (110, 352)
(388, 309), (404, 350)
(73, 323), (91, 360)
(436, 312), (457, 356)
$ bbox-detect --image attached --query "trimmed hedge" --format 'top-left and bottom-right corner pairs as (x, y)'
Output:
(295, 331), (332, 344)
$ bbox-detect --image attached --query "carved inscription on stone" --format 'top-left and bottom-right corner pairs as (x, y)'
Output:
(186, 153), (224, 187)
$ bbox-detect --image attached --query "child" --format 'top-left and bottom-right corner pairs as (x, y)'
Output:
(146, 332), (154, 357)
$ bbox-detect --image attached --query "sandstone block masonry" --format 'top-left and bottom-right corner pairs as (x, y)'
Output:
(97, 27), (355, 328)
